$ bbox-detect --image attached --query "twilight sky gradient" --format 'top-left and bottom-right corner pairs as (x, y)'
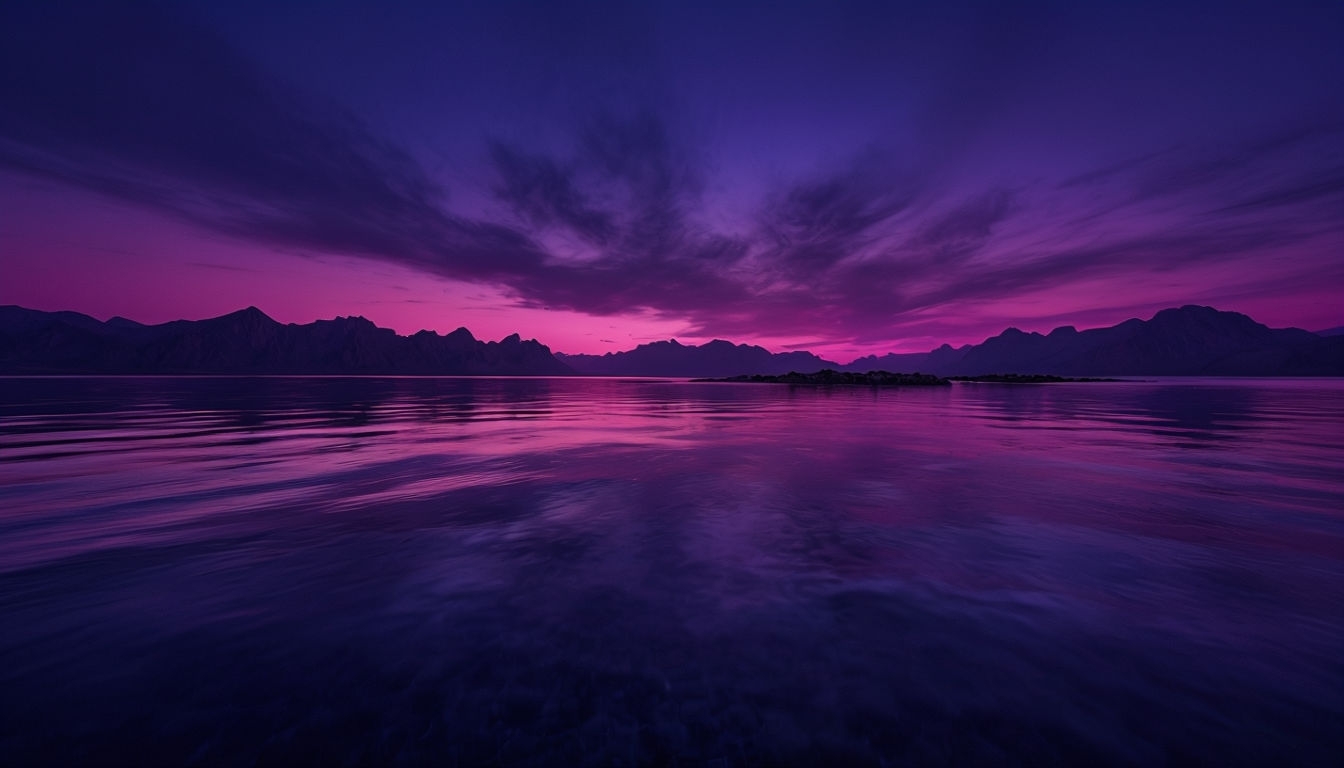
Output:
(2, 1), (1341, 359)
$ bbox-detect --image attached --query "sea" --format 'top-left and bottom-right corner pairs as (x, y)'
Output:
(1, 376), (1341, 765)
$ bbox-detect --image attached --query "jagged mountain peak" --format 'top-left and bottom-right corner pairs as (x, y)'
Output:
(446, 327), (475, 342)
(230, 306), (273, 320)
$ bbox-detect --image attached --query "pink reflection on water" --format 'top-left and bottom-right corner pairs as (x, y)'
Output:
(2, 377), (1343, 573)
(0, 376), (1342, 763)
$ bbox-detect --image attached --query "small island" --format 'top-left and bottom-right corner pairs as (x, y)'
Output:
(693, 370), (949, 386)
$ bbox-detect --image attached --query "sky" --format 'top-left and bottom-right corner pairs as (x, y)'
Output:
(1, 1), (1341, 359)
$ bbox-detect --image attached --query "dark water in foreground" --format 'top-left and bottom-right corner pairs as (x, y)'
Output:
(1, 376), (1341, 766)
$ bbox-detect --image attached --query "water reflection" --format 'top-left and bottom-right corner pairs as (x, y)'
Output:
(1, 377), (1341, 765)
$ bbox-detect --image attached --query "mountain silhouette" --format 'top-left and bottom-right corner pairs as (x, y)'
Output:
(2, 304), (1339, 377)
(559, 306), (1339, 377)
(557, 339), (839, 378)
(0, 306), (572, 375)
(842, 306), (1342, 376)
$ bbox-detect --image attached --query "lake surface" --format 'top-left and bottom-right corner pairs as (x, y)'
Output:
(1, 376), (1341, 766)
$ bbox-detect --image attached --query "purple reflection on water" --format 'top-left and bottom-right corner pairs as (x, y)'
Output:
(1, 377), (1342, 764)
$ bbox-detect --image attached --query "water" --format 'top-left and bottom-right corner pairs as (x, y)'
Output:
(1, 376), (1341, 766)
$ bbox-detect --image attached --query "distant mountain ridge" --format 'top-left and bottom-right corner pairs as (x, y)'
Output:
(843, 306), (1342, 376)
(2, 304), (1339, 377)
(557, 339), (840, 378)
(0, 306), (572, 375)
(563, 306), (1342, 377)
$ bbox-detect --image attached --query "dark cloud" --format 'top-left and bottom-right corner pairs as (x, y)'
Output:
(488, 143), (616, 244)
(912, 189), (1013, 247)
(758, 151), (924, 280)
(580, 113), (700, 262)
(1058, 149), (1170, 190)
(1212, 172), (1344, 215)
(0, 1), (551, 284)
(485, 111), (750, 315)
(605, 196), (1308, 344)
(897, 188), (1016, 275)
(1061, 120), (1344, 219)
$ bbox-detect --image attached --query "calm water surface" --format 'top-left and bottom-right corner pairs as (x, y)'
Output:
(1, 377), (1341, 765)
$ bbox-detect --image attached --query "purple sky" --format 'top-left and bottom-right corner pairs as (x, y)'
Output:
(2, 1), (1341, 359)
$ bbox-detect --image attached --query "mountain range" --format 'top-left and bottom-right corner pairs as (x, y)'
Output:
(838, 306), (1342, 376)
(556, 340), (836, 378)
(2, 304), (1340, 377)
(0, 305), (571, 375)
(562, 305), (1342, 377)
